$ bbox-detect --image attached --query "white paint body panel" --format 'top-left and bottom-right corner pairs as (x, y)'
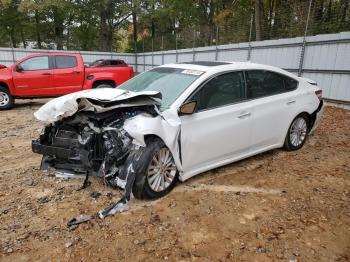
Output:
(35, 61), (323, 183)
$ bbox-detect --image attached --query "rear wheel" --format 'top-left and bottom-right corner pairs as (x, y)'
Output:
(132, 138), (178, 199)
(0, 87), (14, 110)
(284, 114), (309, 151)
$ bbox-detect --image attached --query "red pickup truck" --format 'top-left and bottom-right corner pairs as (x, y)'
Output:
(0, 53), (134, 110)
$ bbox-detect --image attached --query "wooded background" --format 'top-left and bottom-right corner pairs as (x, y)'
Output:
(0, 0), (349, 52)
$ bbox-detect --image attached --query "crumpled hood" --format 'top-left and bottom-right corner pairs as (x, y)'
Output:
(34, 88), (162, 123)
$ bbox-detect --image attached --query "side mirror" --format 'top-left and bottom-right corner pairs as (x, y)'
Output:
(179, 101), (197, 115)
(16, 65), (23, 72)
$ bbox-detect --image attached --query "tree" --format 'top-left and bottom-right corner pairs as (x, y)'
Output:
(97, 0), (131, 51)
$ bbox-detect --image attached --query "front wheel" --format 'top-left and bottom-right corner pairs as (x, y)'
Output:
(0, 87), (14, 110)
(132, 138), (178, 199)
(284, 114), (309, 151)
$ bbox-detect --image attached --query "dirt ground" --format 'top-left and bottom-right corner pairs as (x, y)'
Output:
(0, 100), (349, 262)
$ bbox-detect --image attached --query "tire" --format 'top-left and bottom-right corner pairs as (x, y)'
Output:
(0, 87), (14, 110)
(132, 138), (179, 199)
(284, 114), (309, 151)
(94, 83), (114, 89)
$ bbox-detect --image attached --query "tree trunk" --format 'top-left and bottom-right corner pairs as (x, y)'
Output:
(326, 0), (333, 22)
(34, 11), (42, 49)
(255, 0), (262, 41)
(314, 0), (324, 21)
(9, 27), (17, 48)
(20, 28), (26, 48)
(340, 0), (349, 22)
(54, 24), (64, 50)
(267, 0), (275, 39)
(98, 2), (113, 51)
(132, 0), (137, 52)
(53, 9), (64, 50)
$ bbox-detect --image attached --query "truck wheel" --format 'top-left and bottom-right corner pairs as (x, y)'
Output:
(94, 83), (114, 89)
(0, 87), (14, 110)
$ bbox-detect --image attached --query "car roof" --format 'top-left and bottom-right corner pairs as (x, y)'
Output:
(181, 61), (233, 67)
(157, 61), (298, 80)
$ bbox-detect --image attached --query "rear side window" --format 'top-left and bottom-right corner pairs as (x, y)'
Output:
(55, 56), (77, 69)
(192, 71), (245, 111)
(110, 60), (125, 65)
(246, 70), (298, 99)
(284, 77), (298, 91)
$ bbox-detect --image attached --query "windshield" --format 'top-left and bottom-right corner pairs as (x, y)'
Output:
(119, 67), (203, 110)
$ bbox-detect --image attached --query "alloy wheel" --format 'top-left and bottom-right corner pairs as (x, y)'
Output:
(147, 148), (177, 192)
(0, 91), (9, 107)
(289, 117), (307, 147)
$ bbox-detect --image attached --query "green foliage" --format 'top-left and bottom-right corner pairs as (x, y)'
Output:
(0, 0), (349, 52)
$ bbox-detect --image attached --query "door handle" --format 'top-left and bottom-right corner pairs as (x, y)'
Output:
(286, 100), (296, 105)
(238, 112), (251, 118)
(72, 71), (81, 74)
(42, 73), (52, 76)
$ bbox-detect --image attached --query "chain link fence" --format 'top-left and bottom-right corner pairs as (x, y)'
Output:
(136, 0), (349, 53)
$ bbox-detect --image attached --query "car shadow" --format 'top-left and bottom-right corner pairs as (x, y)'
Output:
(14, 99), (50, 110)
(182, 148), (284, 185)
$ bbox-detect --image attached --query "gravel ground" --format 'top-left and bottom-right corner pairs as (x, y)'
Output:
(0, 100), (349, 262)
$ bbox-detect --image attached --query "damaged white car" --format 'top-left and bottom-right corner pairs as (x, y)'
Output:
(32, 61), (323, 215)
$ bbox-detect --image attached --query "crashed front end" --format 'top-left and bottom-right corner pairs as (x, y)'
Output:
(31, 88), (167, 219)
(32, 106), (155, 185)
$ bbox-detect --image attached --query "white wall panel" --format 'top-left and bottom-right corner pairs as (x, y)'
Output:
(0, 32), (349, 102)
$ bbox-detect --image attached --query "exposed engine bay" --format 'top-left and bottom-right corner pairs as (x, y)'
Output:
(31, 88), (182, 222)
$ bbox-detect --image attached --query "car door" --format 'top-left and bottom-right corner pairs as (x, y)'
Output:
(12, 55), (54, 96)
(245, 70), (299, 151)
(180, 71), (253, 174)
(53, 55), (84, 94)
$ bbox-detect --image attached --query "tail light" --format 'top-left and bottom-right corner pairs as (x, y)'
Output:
(315, 89), (322, 100)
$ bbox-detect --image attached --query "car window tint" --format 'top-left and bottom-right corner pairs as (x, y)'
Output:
(110, 60), (122, 65)
(20, 56), (49, 71)
(55, 56), (77, 69)
(192, 71), (245, 111)
(246, 70), (286, 99)
(284, 77), (298, 91)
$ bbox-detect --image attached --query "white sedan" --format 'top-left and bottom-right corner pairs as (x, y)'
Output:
(33, 61), (323, 204)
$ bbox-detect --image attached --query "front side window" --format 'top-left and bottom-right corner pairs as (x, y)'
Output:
(55, 56), (77, 69)
(20, 56), (49, 71)
(246, 70), (298, 99)
(120, 67), (203, 110)
(191, 71), (245, 111)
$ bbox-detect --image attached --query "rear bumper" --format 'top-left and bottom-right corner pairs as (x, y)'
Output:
(310, 100), (324, 134)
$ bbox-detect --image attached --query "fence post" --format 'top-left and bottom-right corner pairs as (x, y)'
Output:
(161, 36), (164, 65)
(151, 38), (154, 68)
(11, 47), (15, 63)
(247, 14), (254, 61)
(134, 40), (138, 73)
(143, 39), (145, 72)
(215, 26), (219, 61)
(175, 33), (178, 63)
(192, 27), (196, 61)
(298, 0), (312, 76)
